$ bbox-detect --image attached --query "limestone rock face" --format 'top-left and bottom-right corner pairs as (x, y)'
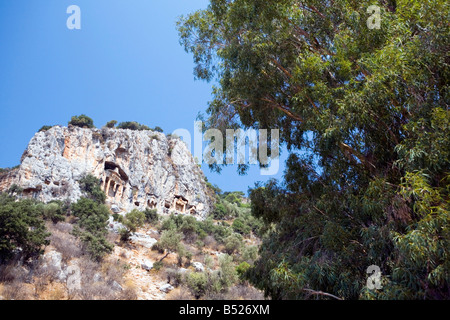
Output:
(0, 126), (213, 219)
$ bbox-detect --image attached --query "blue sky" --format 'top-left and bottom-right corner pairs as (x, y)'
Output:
(0, 0), (287, 194)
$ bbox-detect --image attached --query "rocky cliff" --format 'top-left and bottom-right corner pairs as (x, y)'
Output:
(0, 126), (213, 219)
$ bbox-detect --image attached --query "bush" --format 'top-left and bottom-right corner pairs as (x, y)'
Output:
(0, 194), (50, 262)
(78, 174), (106, 204)
(40, 201), (66, 224)
(213, 203), (228, 220)
(218, 254), (238, 289)
(185, 272), (208, 299)
(105, 120), (117, 128)
(78, 231), (114, 262)
(236, 261), (251, 279)
(160, 214), (183, 232)
(117, 121), (151, 131)
(69, 114), (94, 128)
(224, 233), (243, 254)
(180, 215), (198, 241)
(232, 218), (251, 235)
(241, 245), (258, 263)
(211, 223), (232, 244)
(143, 208), (159, 224)
(157, 229), (183, 262)
(71, 198), (110, 235)
(120, 209), (146, 241)
(166, 268), (183, 287)
(153, 261), (164, 271)
(38, 125), (53, 132)
(71, 198), (112, 261)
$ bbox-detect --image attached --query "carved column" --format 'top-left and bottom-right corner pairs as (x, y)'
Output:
(105, 179), (112, 196)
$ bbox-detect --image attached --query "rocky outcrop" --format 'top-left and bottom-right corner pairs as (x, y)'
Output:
(0, 125), (213, 219)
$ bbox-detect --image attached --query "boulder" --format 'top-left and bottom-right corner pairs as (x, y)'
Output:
(192, 262), (205, 272)
(112, 281), (123, 292)
(160, 284), (174, 293)
(130, 233), (157, 248)
(141, 260), (154, 271)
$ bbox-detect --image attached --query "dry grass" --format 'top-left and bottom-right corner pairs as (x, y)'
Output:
(47, 222), (82, 263)
(223, 284), (265, 300)
(1, 281), (33, 300)
(167, 287), (195, 300)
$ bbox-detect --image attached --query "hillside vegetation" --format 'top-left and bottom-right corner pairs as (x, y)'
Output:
(0, 177), (263, 300)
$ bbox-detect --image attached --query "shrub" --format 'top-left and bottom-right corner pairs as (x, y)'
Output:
(7, 184), (23, 196)
(78, 231), (114, 262)
(241, 245), (258, 264)
(112, 213), (123, 223)
(117, 121), (151, 131)
(224, 233), (243, 254)
(180, 215), (198, 240)
(157, 229), (183, 262)
(151, 243), (165, 254)
(105, 120), (117, 128)
(153, 261), (164, 271)
(48, 225), (82, 262)
(143, 208), (159, 224)
(236, 261), (251, 279)
(71, 198), (112, 261)
(166, 268), (183, 287)
(69, 114), (94, 128)
(213, 203), (228, 220)
(153, 126), (163, 133)
(185, 271), (208, 299)
(211, 223), (232, 244)
(40, 201), (66, 224)
(0, 194), (50, 262)
(160, 214), (183, 232)
(232, 218), (251, 235)
(120, 209), (145, 241)
(218, 254), (238, 289)
(71, 198), (110, 234)
(38, 125), (53, 132)
(78, 174), (106, 204)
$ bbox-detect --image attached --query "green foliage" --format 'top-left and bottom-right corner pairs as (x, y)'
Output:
(40, 201), (66, 224)
(206, 182), (222, 196)
(232, 218), (251, 235)
(153, 260), (164, 271)
(241, 245), (258, 264)
(143, 208), (159, 224)
(178, 0), (450, 299)
(180, 215), (198, 239)
(160, 214), (183, 232)
(185, 272), (208, 299)
(69, 114), (94, 128)
(153, 126), (164, 133)
(38, 125), (53, 132)
(71, 198), (112, 261)
(213, 203), (228, 220)
(79, 174), (106, 204)
(119, 209), (146, 241)
(218, 254), (238, 289)
(236, 261), (251, 279)
(7, 184), (23, 196)
(224, 233), (243, 255)
(78, 231), (114, 262)
(157, 229), (184, 262)
(105, 120), (117, 128)
(0, 194), (50, 262)
(116, 121), (151, 131)
(71, 198), (110, 235)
